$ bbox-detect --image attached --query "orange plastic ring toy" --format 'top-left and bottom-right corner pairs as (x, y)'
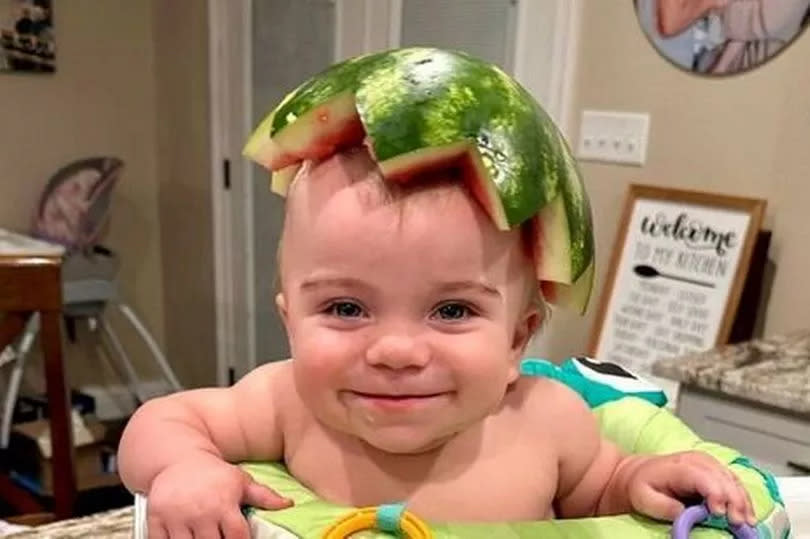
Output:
(321, 505), (433, 538)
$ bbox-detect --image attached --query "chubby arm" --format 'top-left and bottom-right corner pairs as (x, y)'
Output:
(117, 360), (288, 494)
(551, 382), (635, 517)
(551, 382), (755, 525)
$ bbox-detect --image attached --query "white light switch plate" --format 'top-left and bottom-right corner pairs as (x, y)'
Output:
(576, 110), (650, 166)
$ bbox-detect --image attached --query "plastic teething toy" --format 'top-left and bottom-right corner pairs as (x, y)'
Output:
(671, 503), (758, 538)
(321, 503), (433, 538)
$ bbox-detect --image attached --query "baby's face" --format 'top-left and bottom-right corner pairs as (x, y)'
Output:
(277, 150), (538, 454)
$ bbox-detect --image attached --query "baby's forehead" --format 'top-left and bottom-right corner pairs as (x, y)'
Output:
(286, 149), (477, 218)
(279, 149), (536, 293)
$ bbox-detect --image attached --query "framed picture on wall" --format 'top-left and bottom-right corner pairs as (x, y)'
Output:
(589, 184), (765, 383)
(634, 0), (810, 77)
(0, 0), (54, 73)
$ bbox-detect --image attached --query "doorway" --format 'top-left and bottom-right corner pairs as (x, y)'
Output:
(209, 0), (581, 384)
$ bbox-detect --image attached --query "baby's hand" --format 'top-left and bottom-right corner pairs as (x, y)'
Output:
(146, 453), (292, 538)
(625, 451), (756, 526)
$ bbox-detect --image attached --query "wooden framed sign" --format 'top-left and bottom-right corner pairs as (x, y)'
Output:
(590, 184), (765, 381)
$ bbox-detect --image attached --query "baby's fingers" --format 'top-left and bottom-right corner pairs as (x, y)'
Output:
(720, 471), (755, 526)
(146, 516), (168, 539)
(191, 520), (223, 539)
(220, 510), (252, 539)
(242, 476), (294, 510)
(631, 482), (685, 521)
(696, 477), (731, 517)
(164, 524), (193, 539)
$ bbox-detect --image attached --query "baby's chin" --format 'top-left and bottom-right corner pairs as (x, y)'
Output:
(352, 425), (460, 456)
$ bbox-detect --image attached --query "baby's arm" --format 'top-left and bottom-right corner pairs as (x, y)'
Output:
(547, 382), (624, 517)
(550, 382), (755, 525)
(118, 360), (292, 538)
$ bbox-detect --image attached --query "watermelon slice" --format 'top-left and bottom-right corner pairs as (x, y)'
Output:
(270, 163), (301, 197)
(243, 47), (595, 313)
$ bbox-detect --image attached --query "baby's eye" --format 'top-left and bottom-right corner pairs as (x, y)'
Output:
(326, 300), (366, 319)
(432, 302), (474, 321)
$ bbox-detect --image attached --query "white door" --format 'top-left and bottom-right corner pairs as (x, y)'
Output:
(210, 0), (581, 384)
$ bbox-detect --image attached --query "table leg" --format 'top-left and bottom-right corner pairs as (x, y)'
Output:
(40, 310), (75, 519)
(0, 312), (28, 351)
(0, 312), (45, 515)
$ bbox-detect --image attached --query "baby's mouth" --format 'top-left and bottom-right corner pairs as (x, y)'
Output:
(349, 391), (448, 400)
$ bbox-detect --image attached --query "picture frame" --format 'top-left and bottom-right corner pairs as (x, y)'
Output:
(633, 0), (810, 77)
(0, 0), (54, 74)
(589, 184), (766, 380)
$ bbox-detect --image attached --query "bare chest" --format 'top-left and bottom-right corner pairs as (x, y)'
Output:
(283, 426), (559, 522)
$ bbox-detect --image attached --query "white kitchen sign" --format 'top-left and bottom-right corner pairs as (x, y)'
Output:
(591, 185), (765, 381)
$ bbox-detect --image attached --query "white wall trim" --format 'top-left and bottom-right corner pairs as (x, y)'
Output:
(209, 0), (259, 385)
(387, 0), (402, 49)
(554, 0), (583, 138)
(207, 0), (230, 387)
(334, 0), (345, 61)
(512, 0), (580, 135)
(241, 0), (258, 377)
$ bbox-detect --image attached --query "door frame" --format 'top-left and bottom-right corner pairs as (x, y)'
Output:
(208, 0), (583, 384)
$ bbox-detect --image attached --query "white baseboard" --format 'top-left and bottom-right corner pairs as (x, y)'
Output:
(80, 379), (174, 420)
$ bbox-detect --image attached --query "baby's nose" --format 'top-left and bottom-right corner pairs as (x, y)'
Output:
(365, 334), (430, 370)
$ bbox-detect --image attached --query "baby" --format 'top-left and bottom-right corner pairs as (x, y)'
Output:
(118, 148), (754, 539)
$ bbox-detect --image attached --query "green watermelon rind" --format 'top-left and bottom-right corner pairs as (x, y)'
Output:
(353, 48), (559, 227)
(244, 47), (595, 311)
(262, 48), (566, 229)
(553, 129), (594, 283)
(269, 51), (385, 136)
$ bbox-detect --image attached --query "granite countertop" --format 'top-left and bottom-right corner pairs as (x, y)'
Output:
(652, 330), (810, 415)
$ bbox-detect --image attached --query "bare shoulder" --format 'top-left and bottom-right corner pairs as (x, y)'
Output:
(505, 375), (599, 440)
(509, 375), (592, 415)
(232, 358), (303, 424)
(507, 373), (615, 510)
(232, 358), (293, 396)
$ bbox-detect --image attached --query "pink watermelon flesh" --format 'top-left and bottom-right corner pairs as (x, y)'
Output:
(270, 163), (302, 196)
(533, 195), (573, 284)
(268, 93), (365, 170)
(377, 143), (509, 231)
(541, 259), (594, 315)
(270, 113), (365, 170)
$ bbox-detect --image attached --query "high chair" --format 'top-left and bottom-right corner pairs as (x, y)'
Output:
(0, 157), (183, 449)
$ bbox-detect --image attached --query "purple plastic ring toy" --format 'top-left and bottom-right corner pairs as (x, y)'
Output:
(671, 503), (758, 538)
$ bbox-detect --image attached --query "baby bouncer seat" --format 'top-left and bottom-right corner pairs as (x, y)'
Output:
(132, 358), (795, 538)
(0, 156), (183, 449)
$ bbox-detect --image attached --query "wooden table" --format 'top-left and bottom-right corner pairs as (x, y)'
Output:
(0, 254), (75, 519)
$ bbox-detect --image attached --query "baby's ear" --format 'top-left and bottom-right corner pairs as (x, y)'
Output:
(275, 293), (289, 328)
(511, 307), (542, 358)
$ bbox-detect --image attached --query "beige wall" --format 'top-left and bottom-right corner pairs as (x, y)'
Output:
(1, 1), (217, 396)
(539, 3), (810, 360)
(6, 1), (806, 390)
(153, 0), (217, 388)
(0, 1), (166, 390)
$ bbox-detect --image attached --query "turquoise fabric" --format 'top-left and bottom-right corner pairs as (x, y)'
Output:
(519, 357), (669, 408)
(732, 456), (784, 506)
(376, 503), (406, 534)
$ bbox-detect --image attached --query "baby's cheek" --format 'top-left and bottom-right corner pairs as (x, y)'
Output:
(294, 329), (359, 379)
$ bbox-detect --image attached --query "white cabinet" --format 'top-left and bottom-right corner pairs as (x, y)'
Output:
(676, 386), (810, 477)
